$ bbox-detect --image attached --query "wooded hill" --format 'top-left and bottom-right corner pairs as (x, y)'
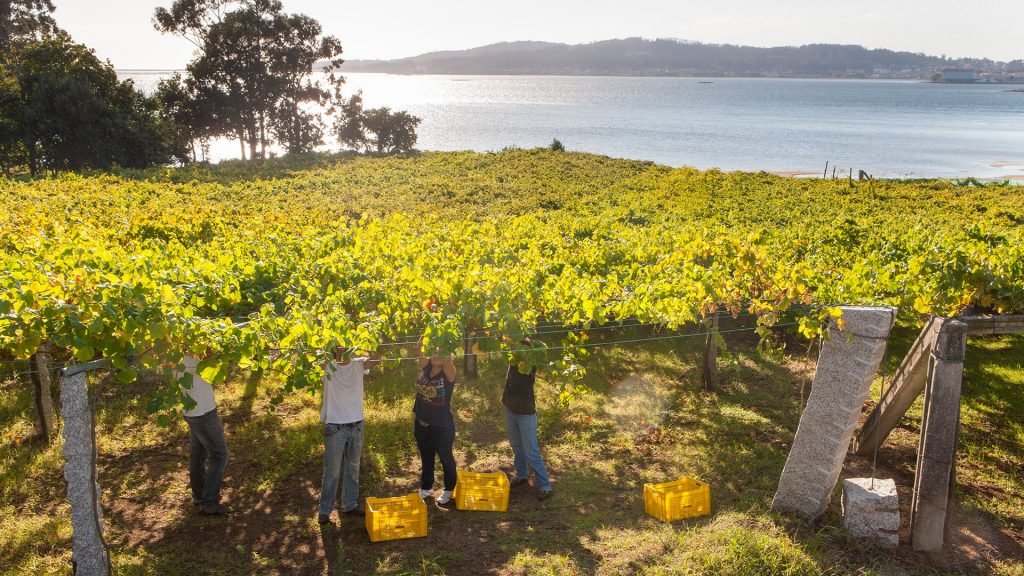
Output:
(341, 38), (1020, 78)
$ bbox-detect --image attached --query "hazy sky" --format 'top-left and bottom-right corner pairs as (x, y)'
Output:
(54, 0), (1023, 69)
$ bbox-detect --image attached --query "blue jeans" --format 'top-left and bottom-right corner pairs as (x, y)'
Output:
(505, 408), (551, 490)
(184, 408), (229, 506)
(319, 421), (364, 515)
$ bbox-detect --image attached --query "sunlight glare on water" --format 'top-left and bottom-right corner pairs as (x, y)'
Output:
(123, 72), (1024, 178)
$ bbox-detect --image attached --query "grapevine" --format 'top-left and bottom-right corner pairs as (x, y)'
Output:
(1, 151), (1021, 413)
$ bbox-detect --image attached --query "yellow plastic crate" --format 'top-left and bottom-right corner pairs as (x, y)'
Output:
(365, 493), (428, 542)
(453, 469), (510, 512)
(644, 477), (711, 521)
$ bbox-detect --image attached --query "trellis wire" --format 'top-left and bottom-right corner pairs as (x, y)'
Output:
(0, 321), (798, 377)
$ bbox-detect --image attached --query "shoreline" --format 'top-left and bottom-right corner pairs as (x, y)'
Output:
(765, 170), (1024, 182)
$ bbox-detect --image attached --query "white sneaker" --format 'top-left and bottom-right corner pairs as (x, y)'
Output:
(436, 490), (454, 505)
(419, 489), (433, 500)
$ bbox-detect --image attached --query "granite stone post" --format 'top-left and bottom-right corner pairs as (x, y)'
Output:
(60, 366), (111, 576)
(911, 319), (967, 552)
(772, 306), (896, 521)
(843, 478), (899, 547)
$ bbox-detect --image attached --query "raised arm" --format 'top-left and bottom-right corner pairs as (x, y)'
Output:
(363, 349), (382, 369)
(321, 346), (342, 373)
(441, 354), (456, 382)
(416, 336), (430, 370)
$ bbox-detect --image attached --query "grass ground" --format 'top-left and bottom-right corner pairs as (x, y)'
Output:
(1, 321), (1022, 575)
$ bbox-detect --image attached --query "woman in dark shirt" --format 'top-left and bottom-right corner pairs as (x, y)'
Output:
(414, 340), (458, 505)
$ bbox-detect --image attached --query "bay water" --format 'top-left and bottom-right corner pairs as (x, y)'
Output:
(124, 72), (1024, 178)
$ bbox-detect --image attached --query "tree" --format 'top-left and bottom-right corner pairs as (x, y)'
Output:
(154, 0), (344, 159)
(269, 12), (342, 154)
(333, 90), (368, 151)
(2, 32), (184, 174)
(0, 67), (24, 174)
(333, 91), (421, 155)
(13, 33), (123, 173)
(0, 0), (56, 173)
(154, 73), (214, 162)
(0, 0), (56, 53)
(361, 107), (420, 154)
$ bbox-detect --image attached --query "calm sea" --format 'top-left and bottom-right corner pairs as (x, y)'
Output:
(124, 72), (1024, 178)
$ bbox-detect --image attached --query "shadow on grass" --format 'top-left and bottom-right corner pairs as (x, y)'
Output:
(956, 335), (1024, 557)
(13, 329), (1022, 574)
(106, 152), (364, 185)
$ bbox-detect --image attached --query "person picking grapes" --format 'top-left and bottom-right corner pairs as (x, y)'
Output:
(413, 337), (459, 505)
(177, 353), (230, 516)
(503, 337), (553, 500)
(317, 346), (380, 524)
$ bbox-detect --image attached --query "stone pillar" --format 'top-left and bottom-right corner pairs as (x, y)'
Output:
(772, 306), (896, 521)
(911, 319), (967, 552)
(60, 365), (111, 576)
(842, 478), (899, 547)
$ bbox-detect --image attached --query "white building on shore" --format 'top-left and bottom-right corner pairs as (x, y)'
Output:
(939, 69), (977, 83)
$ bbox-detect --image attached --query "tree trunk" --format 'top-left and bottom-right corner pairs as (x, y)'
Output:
(259, 116), (266, 160)
(27, 146), (39, 177)
(462, 331), (478, 379)
(0, 0), (11, 51)
(30, 345), (57, 443)
(247, 124), (258, 161)
(701, 311), (719, 390)
(237, 129), (246, 161)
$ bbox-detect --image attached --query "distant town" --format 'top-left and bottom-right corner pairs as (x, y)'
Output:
(934, 69), (1024, 83)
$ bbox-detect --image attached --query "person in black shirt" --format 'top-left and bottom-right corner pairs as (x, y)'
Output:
(502, 355), (553, 500)
(414, 339), (458, 506)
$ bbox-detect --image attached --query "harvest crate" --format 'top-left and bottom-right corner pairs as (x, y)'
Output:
(365, 493), (428, 542)
(453, 469), (510, 512)
(643, 477), (710, 521)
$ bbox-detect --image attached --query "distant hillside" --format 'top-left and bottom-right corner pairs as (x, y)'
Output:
(340, 38), (1021, 79)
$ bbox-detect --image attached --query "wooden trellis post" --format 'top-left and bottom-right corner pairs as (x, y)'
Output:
(463, 330), (478, 379)
(911, 319), (967, 552)
(701, 310), (719, 390)
(30, 344), (58, 443)
(849, 314), (1024, 551)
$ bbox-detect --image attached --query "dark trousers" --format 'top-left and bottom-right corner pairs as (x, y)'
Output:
(414, 420), (457, 491)
(184, 408), (229, 506)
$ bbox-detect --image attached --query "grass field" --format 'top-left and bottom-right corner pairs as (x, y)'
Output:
(2, 321), (1022, 575)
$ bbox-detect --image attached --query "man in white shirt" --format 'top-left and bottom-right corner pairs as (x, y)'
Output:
(178, 355), (229, 516)
(318, 348), (378, 524)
